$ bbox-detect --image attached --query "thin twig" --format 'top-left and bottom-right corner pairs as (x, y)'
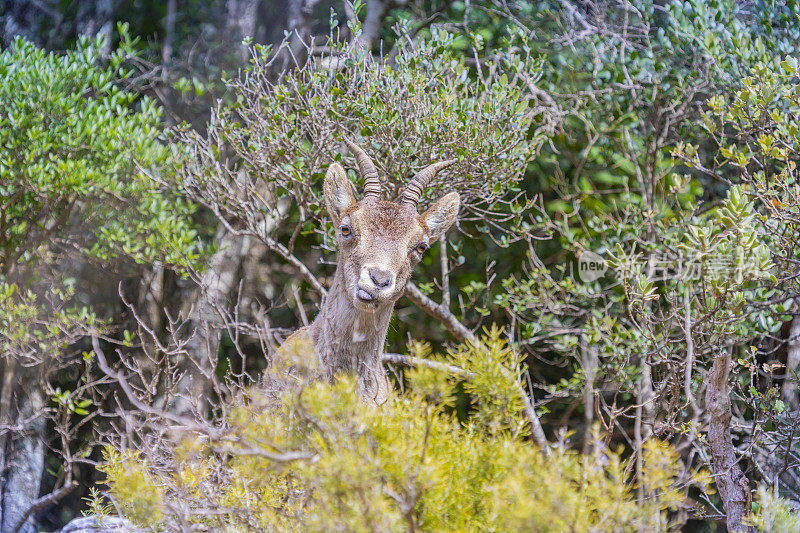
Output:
(90, 332), (207, 433)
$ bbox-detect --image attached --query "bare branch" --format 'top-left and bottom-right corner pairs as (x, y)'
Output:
(404, 282), (476, 345)
(382, 353), (474, 378)
(13, 481), (78, 533)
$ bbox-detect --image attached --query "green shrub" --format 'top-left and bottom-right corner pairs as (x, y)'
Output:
(98, 329), (704, 531)
(0, 29), (200, 273)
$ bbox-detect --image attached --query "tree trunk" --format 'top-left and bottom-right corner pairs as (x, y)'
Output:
(1, 0), (45, 47)
(581, 341), (598, 454)
(161, 0), (177, 77)
(354, 0), (391, 50)
(0, 368), (45, 533)
(781, 313), (800, 410)
(75, 0), (115, 55)
(170, 182), (285, 416)
(170, 229), (252, 416)
(226, 0), (260, 63)
(706, 351), (752, 532)
(285, 0), (323, 66)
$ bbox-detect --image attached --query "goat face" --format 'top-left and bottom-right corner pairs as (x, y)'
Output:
(323, 145), (459, 311)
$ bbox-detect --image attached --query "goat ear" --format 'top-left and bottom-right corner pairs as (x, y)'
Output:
(422, 192), (460, 240)
(324, 163), (356, 224)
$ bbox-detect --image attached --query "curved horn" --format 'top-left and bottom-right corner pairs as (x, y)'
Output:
(344, 139), (381, 199)
(400, 159), (457, 208)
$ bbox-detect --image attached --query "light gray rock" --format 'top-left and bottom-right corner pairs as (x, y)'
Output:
(59, 516), (138, 533)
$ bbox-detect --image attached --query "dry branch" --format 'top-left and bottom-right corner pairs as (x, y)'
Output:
(404, 282), (477, 345)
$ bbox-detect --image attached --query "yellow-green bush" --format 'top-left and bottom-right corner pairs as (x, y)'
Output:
(98, 330), (702, 532)
(101, 449), (163, 526)
(748, 487), (800, 533)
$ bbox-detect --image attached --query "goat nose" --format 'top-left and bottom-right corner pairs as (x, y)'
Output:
(369, 268), (393, 289)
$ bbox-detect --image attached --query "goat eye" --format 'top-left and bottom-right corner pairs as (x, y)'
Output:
(340, 225), (352, 237)
(415, 243), (428, 255)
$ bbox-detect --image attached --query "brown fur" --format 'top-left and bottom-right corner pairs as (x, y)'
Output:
(267, 160), (459, 405)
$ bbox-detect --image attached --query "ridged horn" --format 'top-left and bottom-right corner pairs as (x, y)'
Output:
(400, 159), (457, 208)
(344, 139), (381, 199)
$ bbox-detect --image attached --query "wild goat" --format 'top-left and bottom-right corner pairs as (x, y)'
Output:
(268, 141), (459, 405)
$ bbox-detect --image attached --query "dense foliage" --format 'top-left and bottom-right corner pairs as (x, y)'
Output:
(0, 32), (199, 273)
(98, 330), (700, 532)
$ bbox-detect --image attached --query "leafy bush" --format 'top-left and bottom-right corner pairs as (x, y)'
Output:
(0, 30), (200, 273)
(99, 329), (700, 531)
(748, 486), (800, 533)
